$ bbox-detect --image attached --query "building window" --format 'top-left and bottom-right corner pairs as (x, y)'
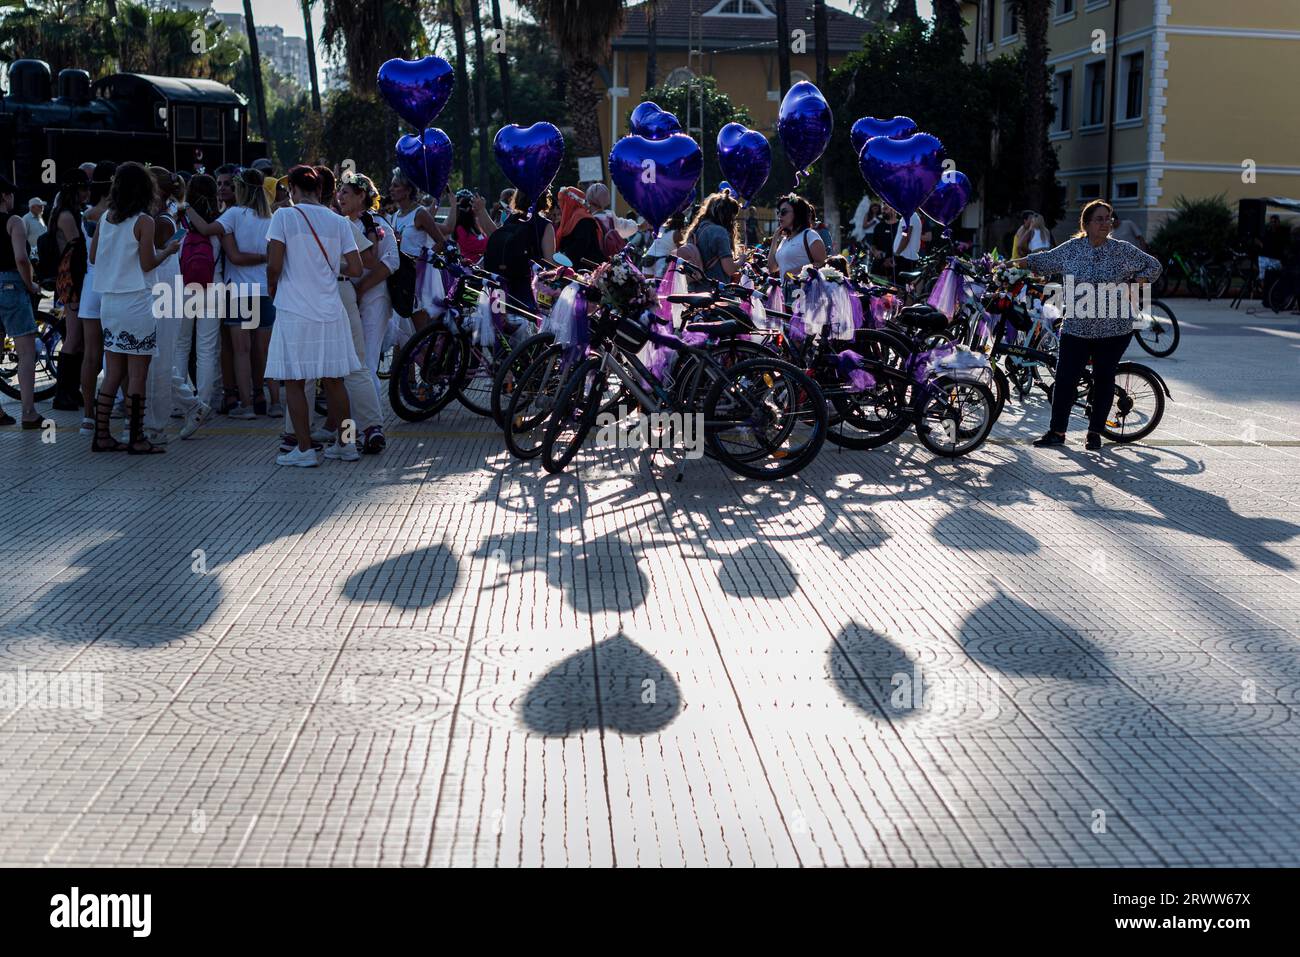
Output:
(1083, 61), (1106, 127)
(704, 0), (773, 15)
(1056, 0), (1075, 14)
(1078, 183), (1102, 201)
(1115, 181), (1139, 201)
(664, 67), (694, 87)
(1121, 51), (1144, 120)
(1001, 1), (1018, 40)
(1052, 69), (1073, 133)
(175, 105), (196, 140)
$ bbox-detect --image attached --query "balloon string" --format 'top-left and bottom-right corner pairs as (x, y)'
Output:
(794, 168), (806, 188)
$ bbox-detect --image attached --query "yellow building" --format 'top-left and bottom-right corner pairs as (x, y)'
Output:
(963, 0), (1300, 236)
(599, 0), (877, 215)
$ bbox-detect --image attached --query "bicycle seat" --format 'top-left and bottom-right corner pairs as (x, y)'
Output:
(895, 303), (949, 333)
(685, 318), (750, 339)
(897, 271), (923, 282)
(667, 293), (716, 307)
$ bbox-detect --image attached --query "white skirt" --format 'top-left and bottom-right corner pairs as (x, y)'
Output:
(101, 289), (157, 355)
(79, 264), (102, 319)
(265, 306), (361, 381)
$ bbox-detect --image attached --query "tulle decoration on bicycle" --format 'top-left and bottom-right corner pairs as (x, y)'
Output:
(540, 282), (590, 363)
(414, 258), (449, 318)
(867, 291), (898, 329)
(656, 260), (688, 329)
(790, 265), (860, 343)
(471, 287), (527, 360)
(908, 341), (994, 389)
(737, 273), (774, 332)
(927, 260), (962, 319)
(831, 350), (876, 393)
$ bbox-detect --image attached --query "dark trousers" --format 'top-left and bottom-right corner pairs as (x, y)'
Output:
(1050, 332), (1132, 434)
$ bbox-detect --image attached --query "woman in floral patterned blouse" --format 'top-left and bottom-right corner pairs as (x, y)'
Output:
(1011, 199), (1162, 451)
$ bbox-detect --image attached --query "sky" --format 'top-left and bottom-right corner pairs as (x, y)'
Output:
(210, 0), (935, 44)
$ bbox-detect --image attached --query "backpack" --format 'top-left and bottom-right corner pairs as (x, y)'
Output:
(180, 229), (216, 286)
(35, 226), (62, 284)
(597, 216), (626, 258)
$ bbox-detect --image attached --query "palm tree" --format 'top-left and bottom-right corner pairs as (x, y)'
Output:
(241, 0), (269, 143)
(490, 0), (512, 122)
(773, 0), (791, 97)
(447, 0), (472, 186)
(523, 0), (627, 176)
(890, 0), (920, 24)
(934, 0), (965, 34)
(302, 0), (321, 112)
(645, 0), (659, 91)
(322, 0), (423, 95)
(470, 0), (490, 188)
(1012, 1), (1052, 212)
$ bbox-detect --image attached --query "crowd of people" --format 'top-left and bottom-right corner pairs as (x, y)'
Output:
(1, 167), (998, 460)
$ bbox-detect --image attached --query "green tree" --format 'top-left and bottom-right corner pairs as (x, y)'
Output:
(322, 0), (425, 95)
(522, 0), (627, 177)
(1010, 0), (1053, 213)
(635, 77), (755, 204)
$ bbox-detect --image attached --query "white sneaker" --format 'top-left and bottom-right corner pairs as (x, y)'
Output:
(79, 418), (95, 436)
(144, 428), (169, 445)
(310, 426), (336, 443)
(276, 446), (320, 467)
(179, 402), (212, 440)
(110, 401), (126, 419)
(228, 404), (257, 420)
(323, 441), (360, 462)
(170, 407), (185, 419)
(267, 402), (285, 417)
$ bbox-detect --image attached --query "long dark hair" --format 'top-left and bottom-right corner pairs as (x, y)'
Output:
(53, 170), (89, 229)
(89, 161), (117, 206)
(685, 191), (741, 250)
(186, 173), (219, 221)
(107, 161), (156, 223)
(778, 193), (815, 233)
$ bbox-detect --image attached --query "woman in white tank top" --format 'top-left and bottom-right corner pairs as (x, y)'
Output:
(87, 161), (181, 453)
(767, 193), (827, 281)
(389, 168), (445, 330)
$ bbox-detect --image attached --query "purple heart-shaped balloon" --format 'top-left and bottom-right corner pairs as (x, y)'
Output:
(493, 122), (564, 208)
(378, 56), (454, 130)
(920, 171), (973, 227)
(850, 115), (918, 157)
(395, 128), (453, 199)
(859, 132), (946, 221)
(609, 133), (702, 227)
(629, 101), (682, 140)
(716, 122), (771, 206)
(778, 81), (833, 182)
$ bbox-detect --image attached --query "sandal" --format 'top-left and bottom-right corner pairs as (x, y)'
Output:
(126, 394), (165, 455)
(90, 391), (126, 452)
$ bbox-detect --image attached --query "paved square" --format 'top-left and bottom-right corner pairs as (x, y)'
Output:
(2, 301), (1299, 866)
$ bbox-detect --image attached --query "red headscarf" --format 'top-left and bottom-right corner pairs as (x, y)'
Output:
(555, 186), (594, 246)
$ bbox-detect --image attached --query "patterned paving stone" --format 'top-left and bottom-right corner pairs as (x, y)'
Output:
(2, 306), (1299, 865)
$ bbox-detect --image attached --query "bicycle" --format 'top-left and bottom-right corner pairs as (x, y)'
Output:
(528, 288), (827, 479)
(0, 293), (62, 402)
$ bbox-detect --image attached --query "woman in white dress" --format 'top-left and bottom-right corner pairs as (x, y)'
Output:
(88, 161), (180, 454)
(336, 172), (397, 453)
(265, 164), (364, 467)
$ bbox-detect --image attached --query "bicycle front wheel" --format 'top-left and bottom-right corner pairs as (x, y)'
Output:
(541, 355), (608, 474)
(1097, 363), (1165, 442)
(703, 358), (827, 480)
(1133, 300), (1180, 358)
(388, 323), (465, 421)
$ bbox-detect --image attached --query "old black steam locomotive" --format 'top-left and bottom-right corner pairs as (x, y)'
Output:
(1, 58), (266, 202)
